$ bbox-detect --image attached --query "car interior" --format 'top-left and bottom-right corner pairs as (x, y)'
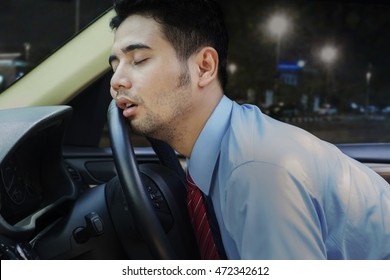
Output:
(0, 63), (203, 259)
(1, 0), (390, 260)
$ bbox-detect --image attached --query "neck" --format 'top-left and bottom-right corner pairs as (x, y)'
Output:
(169, 87), (223, 158)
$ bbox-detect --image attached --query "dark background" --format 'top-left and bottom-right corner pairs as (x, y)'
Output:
(0, 0), (112, 63)
(218, 0), (390, 108)
(1, 0), (390, 109)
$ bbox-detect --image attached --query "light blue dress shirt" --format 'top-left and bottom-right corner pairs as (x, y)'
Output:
(187, 95), (390, 259)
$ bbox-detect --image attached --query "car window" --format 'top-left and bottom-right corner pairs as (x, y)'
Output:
(1, 0), (390, 147)
(218, 0), (390, 144)
(0, 0), (112, 93)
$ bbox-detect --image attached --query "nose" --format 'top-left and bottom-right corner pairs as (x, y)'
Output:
(110, 67), (132, 97)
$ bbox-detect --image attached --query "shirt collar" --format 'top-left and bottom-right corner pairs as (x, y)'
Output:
(187, 95), (233, 195)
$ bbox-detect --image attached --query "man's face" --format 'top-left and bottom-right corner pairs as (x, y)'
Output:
(109, 15), (193, 141)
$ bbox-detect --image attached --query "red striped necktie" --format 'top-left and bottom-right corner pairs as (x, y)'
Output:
(186, 172), (220, 260)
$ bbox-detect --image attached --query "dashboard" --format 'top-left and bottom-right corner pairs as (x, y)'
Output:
(0, 106), (77, 235)
(0, 131), (47, 225)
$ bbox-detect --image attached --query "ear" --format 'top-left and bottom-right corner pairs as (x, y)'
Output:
(196, 47), (219, 88)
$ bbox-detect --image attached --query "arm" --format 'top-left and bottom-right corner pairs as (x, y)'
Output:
(221, 162), (327, 259)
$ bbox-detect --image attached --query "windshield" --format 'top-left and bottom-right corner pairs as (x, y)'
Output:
(0, 0), (112, 92)
(1, 0), (389, 145)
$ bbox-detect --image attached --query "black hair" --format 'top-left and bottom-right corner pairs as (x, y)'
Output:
(110, 0), (229, 89)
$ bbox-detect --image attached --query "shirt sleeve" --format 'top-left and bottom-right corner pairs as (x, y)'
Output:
(221, 161), (327, 259)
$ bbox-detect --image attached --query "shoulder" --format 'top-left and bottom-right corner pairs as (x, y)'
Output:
(222, 102), (319, 168)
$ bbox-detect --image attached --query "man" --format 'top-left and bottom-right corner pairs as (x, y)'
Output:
(109, 0), (390, 259)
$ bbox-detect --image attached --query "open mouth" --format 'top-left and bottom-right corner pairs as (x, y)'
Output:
(122, 102), (139, 118)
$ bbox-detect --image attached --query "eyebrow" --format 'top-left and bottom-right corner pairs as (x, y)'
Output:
(109, 43), (152, 66)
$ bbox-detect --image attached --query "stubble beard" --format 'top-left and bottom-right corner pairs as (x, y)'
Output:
(129, 65), (192, 143)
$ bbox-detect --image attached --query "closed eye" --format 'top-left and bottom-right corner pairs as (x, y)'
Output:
(133, 58), (149, 65)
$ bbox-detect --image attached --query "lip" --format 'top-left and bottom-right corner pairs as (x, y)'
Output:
(115, 96), (139, 118)
(123, 104), (138, 118)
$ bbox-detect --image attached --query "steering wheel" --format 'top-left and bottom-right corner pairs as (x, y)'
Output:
(107, 99), (177, 259)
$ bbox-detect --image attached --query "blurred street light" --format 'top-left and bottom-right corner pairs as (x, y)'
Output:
(320, 46), (337, 64)
(320, 45), (338, 104)
(366, 71), (372, 82)
(297, 59), (306, 68)
(228, 63), (238, 75)
(268, 15), (289, 69)
(268, 14), (289, 103)
(366, 64), (372, 109)
(23, 42), (31, 61)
